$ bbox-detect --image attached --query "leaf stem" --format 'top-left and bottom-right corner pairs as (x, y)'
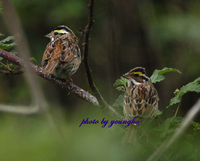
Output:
(174, 101), (181, 117)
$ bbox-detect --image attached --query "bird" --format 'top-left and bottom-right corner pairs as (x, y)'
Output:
(41, 25), (81, 81)
(122, 67), (159, 144)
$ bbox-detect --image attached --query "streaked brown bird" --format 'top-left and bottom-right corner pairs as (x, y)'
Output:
(41, 25), (81, 81)
(122, 67), (159, 144)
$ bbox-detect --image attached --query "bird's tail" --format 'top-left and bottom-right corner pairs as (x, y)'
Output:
(122, 125), (139, 145)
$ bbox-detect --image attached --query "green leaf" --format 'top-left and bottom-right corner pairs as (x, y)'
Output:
(113, 93), (124, 108)
(0, 43), (15, 50)
(113, 76), (127, 92)
(30, 57), (37, 62)
(0, 33), (4, 37)
(0, 57), (3, 61)
(0, 36), (16, 50)
(9, 63), (16, 69)
(192, 121), (200, 131)
(155, 109), (163, 116)
(167, 77), (200, 108)
(150, 67), (182, 84)
(0, 36), (15, 44)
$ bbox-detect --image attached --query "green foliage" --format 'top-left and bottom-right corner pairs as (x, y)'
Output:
(113, 67), (199, 110)
(113, 76), (127, 92)
(0, 61), (16, 70)
(0, 35), (16, 50)
(113, 67), (181, 108)
(150, 67), (182, 84)
(0, 111), (199, 161)
(168, 77), (200, 108)
(192, 121), (200, 136)
(149, 117), (200, 160)
(114, 67), (181, 93)
(156, 109), (163, 116)
(156, 117), (183, 138)
(30, 57), (37, 62)
(112, 68), (200, 160)
(0, 34), (18, 70)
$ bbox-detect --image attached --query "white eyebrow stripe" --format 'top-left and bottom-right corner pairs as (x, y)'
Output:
(126, 79), (141, 87)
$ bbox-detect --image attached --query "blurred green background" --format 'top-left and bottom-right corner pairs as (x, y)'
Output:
(0, 0), (200, 160)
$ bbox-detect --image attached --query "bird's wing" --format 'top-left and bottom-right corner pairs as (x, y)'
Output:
(124, 81), (159, 118)
(41, 39), (62, 74)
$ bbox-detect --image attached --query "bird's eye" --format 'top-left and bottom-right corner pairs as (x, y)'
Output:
(54, 32), (58, 35)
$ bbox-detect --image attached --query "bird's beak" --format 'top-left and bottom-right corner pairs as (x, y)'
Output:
(123, 73), (130, 79)
(45, 33), (52, 39)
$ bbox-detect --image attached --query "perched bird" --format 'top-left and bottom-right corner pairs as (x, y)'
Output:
(122, 67), (159, 144)
(41, 25), (81, 81)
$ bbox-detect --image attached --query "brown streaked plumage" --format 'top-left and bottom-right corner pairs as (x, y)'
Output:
(42, 25), (81, 80)
(122, 67), (159, 144)
(123, 81), (158, 119)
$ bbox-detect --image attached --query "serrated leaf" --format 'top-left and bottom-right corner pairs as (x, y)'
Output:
(113, 76), (127, 87)
(0, 36), (16, 49)
(150, 67), (182, 83)
(113, 93), (124, 108)
(0, 33), (4, 37)
(113, 76), (127, 92)
(167, 77), (200, 108)
(0, 36), (15, 44)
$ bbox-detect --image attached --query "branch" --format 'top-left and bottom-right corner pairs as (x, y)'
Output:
(0, 0), (123, 120)
(35, 66), (99, 106)
(81, 0), (124, 119)
(0, 48), (99, 106)
(0, 69), (23, 75)
(0, 104), (39, 114)
(83, 0), (108, 107)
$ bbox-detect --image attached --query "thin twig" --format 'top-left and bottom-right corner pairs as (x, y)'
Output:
(0, 48), (99, 106)
(0, 69), (23, 75)
(0, 0), (123, 119)
(35, 65), (99, 106)
(83, 0), (108, 107)
(81, 0), (124, 119)
(0, 104), (39, 114)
